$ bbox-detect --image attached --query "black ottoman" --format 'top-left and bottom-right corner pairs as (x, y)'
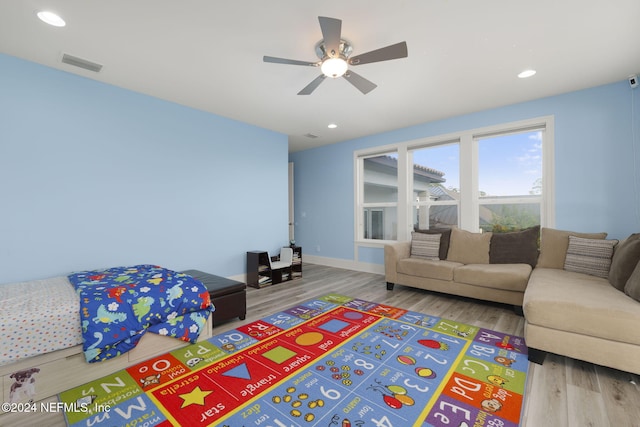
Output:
(182, 269), (246, 325)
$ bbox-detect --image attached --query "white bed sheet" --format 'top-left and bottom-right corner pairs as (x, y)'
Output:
(0, 276), (83, 366)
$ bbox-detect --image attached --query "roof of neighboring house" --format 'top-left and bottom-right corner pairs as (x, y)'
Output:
(366, 155), (446, 183)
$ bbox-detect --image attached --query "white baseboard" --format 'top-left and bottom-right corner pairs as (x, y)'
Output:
(229, 256), (384, 285)
(302, 254), (384, 275)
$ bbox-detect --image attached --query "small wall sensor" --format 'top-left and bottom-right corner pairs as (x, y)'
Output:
(630, 74), (638, 89)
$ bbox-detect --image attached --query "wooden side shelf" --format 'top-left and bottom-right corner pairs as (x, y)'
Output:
(246, 247), (302, 288)
(246, 251), (273, 288)
(291, 246), (302, 280)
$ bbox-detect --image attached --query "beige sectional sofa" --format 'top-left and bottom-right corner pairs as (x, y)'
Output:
(523, 229), (640, 375)
(385, 227), (640, 375)
(385, 227), (539, 308)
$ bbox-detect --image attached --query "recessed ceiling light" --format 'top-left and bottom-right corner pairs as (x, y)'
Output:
(328, 123), (338, 129)
(37, 11), (66, 27)
(518, 69), (536, 79)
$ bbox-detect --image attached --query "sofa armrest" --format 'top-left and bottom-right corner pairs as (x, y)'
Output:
(384, 242), (411, 283)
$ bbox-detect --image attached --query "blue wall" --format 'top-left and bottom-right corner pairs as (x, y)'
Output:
(290, 80), (640, 265)
(0, 54), (289, 284)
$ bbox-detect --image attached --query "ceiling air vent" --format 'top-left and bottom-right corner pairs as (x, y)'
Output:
(304, 133), (319, 139)
(61, 53), (103, 73)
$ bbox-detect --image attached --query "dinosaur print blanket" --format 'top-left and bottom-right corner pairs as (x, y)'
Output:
(68, 265), (214, 363)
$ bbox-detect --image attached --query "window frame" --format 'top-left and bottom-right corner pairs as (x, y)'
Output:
(354, 116), (555, 247)
(355, 147), (401, 243)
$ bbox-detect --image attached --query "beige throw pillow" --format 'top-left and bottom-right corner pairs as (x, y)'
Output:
(446, 228), (492, 264)
(537, 227), (608, 269)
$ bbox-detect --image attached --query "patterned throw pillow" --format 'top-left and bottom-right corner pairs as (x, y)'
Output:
(563, 236), (618, 278)
(414, 228), (452, 260)
(410, 231), (441, 260)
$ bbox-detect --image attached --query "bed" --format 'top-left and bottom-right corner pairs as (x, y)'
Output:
(0, 265), (214, 404)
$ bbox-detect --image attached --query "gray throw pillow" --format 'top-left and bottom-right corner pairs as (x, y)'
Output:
(624, 261), (640, 302)
(489, 225), (540, 267)
(609, 233), (640, 291)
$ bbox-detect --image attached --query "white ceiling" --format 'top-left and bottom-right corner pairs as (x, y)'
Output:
(2, 1), (639, 152)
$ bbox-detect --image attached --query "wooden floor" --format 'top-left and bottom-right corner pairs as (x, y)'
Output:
(3, 263), (639, 426)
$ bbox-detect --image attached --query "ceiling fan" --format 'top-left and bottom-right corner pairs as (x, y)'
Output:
(263, 16), (408, 95)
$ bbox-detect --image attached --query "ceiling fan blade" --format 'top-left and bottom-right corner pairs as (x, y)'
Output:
(343, 70), (377, 94)
(348, 41), (408, 66)
(298, 75), (327, 95)
(263, 56), (319, 67)
(318, 16), (342, 57)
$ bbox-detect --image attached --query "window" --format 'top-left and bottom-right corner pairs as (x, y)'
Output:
(364, 208), (384, 239)
(355, 117), (554, 244)
(477, 129), (544, 232)
(359, 153), (398, 240)
(411, 142), (460, 231)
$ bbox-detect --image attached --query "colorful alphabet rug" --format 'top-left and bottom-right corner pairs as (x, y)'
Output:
(59, 293), (530, 426)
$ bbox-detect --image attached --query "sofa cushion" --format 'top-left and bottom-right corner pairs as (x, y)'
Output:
(415, 228), (451, 260)
(446, 229), (492, 264)
(537, 228), (608, 269)
(489, 225), (540, 267)
(410, 232), (441, 260)
(524, 268), (640, 346)
(454, 264), (531, 292)
(609, 233), (640, 291)
(563, 236), (618, 278)
(397, 258), (462, 281)
(624, 261), (640, 302)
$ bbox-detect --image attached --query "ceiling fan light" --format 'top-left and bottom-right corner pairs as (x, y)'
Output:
(321, 58), (348, 78)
